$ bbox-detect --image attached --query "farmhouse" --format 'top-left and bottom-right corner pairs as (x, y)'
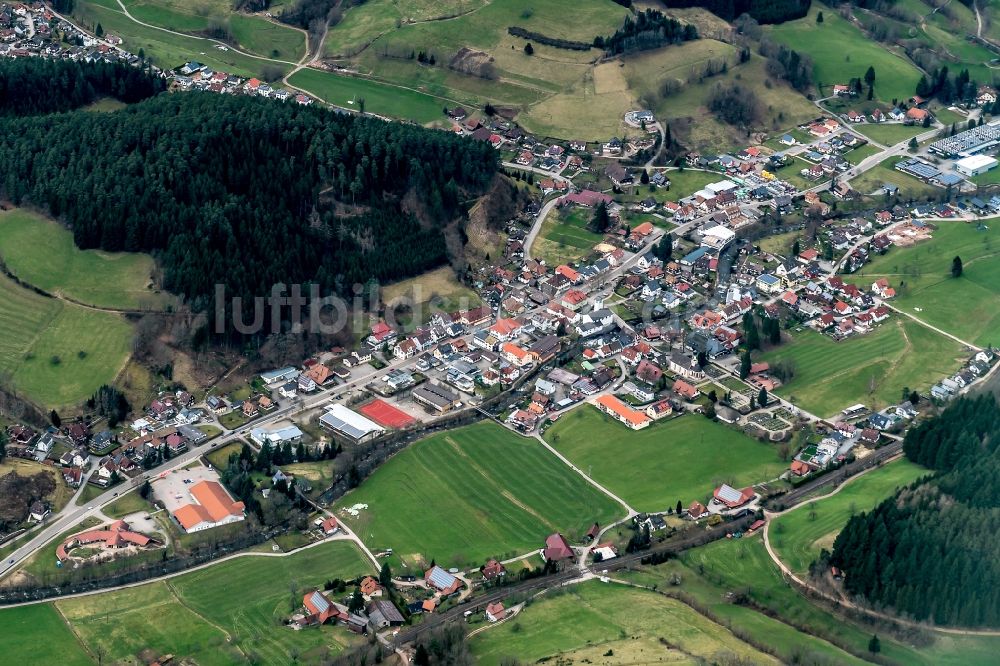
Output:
(320, 404), (385, 443)
(543, 532), (574, 561)
(486, 602), (507, 623)
(712, 484), (755, 509)
(425, 566), (462, 595)
(173, 480), (246, 533)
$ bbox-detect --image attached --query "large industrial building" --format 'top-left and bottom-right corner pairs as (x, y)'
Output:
(928, 122), (1000, 158)
(955, 154), (999, 177)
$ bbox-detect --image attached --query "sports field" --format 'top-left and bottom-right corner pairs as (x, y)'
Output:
(544, 407), (786, 512)
(359, 399), (416, 428)
(766, 7), (922, 103)
(760, 319), (964, 417)
(288, 68), (448, 124)
(0, 209), (173, 310)
(0, 273), (132, 409)
(336, 421), (625, 569)
(471, 579), (776, 665)
(532, 206), (604, 265)
(853, 221), (1000, 347)
(770, 458), (927, 575)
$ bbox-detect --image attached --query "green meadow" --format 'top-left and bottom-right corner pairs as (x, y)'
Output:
(336, 421), (625, 569)
(770, 458), (927, 574)
(0, 541), (374, 666)
(0, 209), (174, 310)
(767, 7), (922, 103)
(854, 221), (1000, 347)
(544, 407), (786, 512)
(471, 579), (776, 665)
(761, 319), (964, 418)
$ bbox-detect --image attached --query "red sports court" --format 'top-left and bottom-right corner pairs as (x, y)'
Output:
(359, 399), (416, 428)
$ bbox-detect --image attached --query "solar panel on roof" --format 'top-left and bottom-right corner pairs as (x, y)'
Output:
(428, 566), (457, 589)
(311, 591), (330, 613)
(716, 484), (743, 503)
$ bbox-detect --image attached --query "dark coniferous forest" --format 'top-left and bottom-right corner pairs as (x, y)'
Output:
(830, 395), (1000, 627)
(0, 72), (498, 309)
(0, 59), (165, 115)
(659, 0), (811, 24)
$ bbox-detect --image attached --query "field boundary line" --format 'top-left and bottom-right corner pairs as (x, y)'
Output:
(0, 535), (373, 609)
(531, 433), (636, 517)
(164, 578), (244, 654)
(52, 602), (98, 662)
(760, 456), (1000, 636)
(112, 0), (298, 66)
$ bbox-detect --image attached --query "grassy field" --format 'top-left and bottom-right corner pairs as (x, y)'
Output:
(58, 581), (238, 666)
(0, 604), (94, 665)
(761, 319), (964, 417)
(617, 561), (872, 665)
(118, 0), (306, 59)
(0, 209), (174, 310)
(381, 266), (481, 323)
(0, 541), (372, 666)
(544, 407), (786, 512)
(288, 68), (448, 124)
(336, 421), (625, 569)
(854, 122), (926, 146)
(0, 273), (133, 409)
(767, 6), (922, 103)
(853, 221), (1000, 347)
(673, 535), (1000, 666)
(664, 168), (725, 200)
(758, 229), (802, 256)
(849, 157), (939, 198)
(103, 490), (151, 519)
(648, 52), (819, 152)
(770, 459), (927, 574)
(169, 541), (372, 664)
(74, 0), (292, 78)
(322, 0), (629, 137)
(532, 206), (604, 265)
(470, 579), (777, 665)
(842, 142), (882, 165)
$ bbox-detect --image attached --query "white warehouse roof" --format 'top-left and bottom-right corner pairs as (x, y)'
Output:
(956, 154), (998, 171)
(320, 404), (384, 441)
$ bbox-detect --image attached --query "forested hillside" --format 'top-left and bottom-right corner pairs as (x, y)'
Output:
(830, 395), (1000, 627)
(0, 59), (165, 116)
(659, 0), (811, 24)
(0, 90), (498, 309)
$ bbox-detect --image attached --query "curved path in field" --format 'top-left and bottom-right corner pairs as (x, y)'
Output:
(0, 531), (373, 609)
(112, 0), (301, 67)
(762, 458), (1000, 637)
